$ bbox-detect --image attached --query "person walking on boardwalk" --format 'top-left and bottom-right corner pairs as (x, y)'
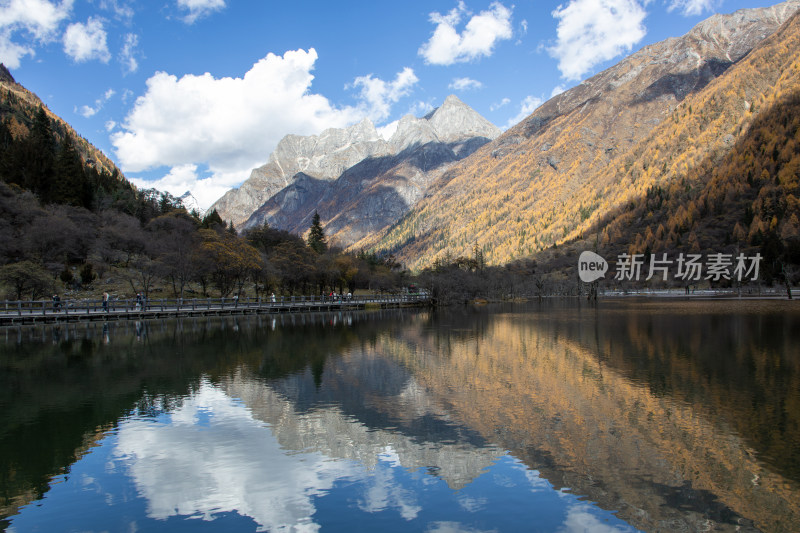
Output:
(136, 293), (143, 310)
(102, 292), (109, 312)
(52, 294), (60, 312)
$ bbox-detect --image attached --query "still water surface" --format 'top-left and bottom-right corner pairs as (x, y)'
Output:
(0, 299), (798, 532)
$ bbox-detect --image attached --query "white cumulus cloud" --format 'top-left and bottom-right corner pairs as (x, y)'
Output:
(0, 0), (72, 38)
(0, 38), (31, 68)
(350, 67), (419, 123)
(549, 0), (647, 81)
(112, 49), (373, 208)
(561, 503), (636, 532)
(449, 77), (482, 91)
(0, 0), (73, 68)
(419, 1), (513, 65)
(63, 16), (110, 63)
(177, 0), (225, 24)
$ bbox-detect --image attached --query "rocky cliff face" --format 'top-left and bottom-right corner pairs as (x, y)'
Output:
(211, 95), (500, 245)
(365, 0), (800, 269)
(209, 119), (394, 227)
(248, 141), (460, 245)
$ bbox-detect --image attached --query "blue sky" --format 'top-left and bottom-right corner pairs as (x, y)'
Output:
(0, 0), (782, 209)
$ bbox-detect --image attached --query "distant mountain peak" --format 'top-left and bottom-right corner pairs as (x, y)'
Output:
(427, 94), (499, 144)
(423, 94), (467, 119)
(178, 191), (202, 215)
(389, 95), (500, 152)
(210, 95), (500, 228)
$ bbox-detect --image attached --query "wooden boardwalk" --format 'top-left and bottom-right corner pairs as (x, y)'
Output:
(0, 294), (430, 326)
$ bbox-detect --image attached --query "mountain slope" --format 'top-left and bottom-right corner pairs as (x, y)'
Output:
(0, 65), (190, 223)
(364, 0), (800, 270)
(0, 64), (121, 179)
(586, 86), (800, 284)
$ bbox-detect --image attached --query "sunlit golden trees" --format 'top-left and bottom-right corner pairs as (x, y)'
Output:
(198, 228), (261, 297)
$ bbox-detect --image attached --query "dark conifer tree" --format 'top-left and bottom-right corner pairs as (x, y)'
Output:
(0, 119), (13, 183)
(201, 208), (224, 229)
(307, 211), (327, 254)
(52, 134), (88, 207)
(24, 106), (56, 201)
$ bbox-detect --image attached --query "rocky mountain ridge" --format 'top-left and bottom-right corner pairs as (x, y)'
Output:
(209, 95), (500, 239)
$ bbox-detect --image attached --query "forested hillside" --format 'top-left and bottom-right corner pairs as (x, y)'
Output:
(0, 66), (407, 301)
(535, 87), (800, 289)
(0, 64), (128, 197)
(364, 6), (800, 274)
(586, 15), (800, 271)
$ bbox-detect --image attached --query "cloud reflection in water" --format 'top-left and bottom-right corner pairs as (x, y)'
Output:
(114, 379), (359, 531)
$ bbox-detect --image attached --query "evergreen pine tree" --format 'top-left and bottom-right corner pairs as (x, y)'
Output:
(307, 211), (327, 254)
(201, 209), (224, 229)
(52, 134), (88, 207)
(0, 119), (12, 182)
(23, 106), (56, 200)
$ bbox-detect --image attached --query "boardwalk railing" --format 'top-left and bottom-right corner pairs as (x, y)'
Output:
(0, 293), (430, 325)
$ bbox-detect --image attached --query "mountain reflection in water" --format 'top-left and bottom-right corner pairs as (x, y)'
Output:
(0, 300), (797, 532)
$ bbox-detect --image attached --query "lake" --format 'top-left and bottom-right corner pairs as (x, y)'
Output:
(0, 299), (798, 532)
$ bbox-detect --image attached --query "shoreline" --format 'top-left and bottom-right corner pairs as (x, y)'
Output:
(466, 289), (799, 305)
